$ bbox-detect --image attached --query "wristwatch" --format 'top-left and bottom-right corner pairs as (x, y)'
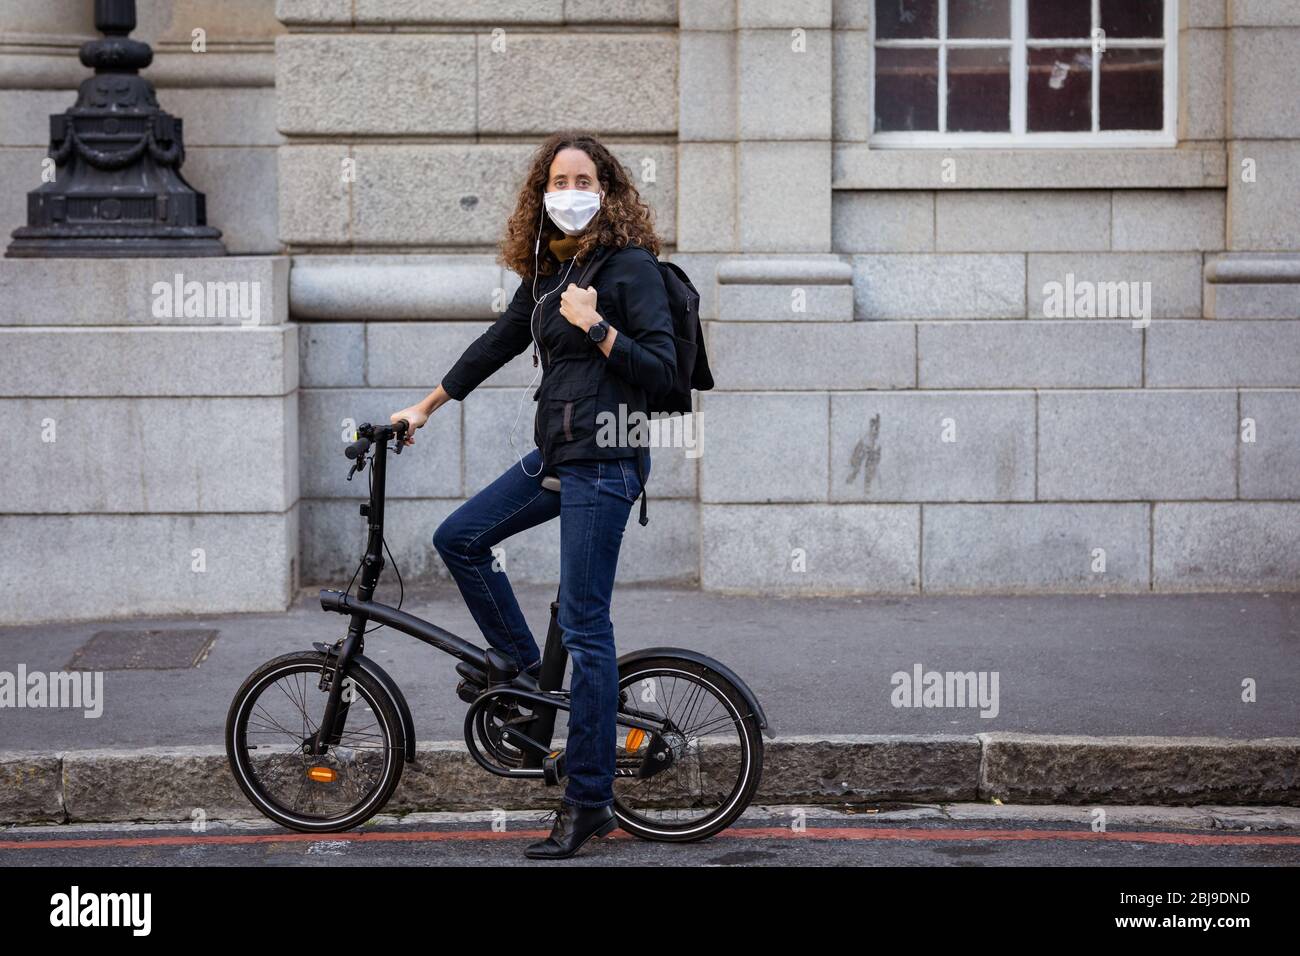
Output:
(587, 318), (609, 343)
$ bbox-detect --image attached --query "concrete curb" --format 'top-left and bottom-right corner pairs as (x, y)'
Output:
(2, 733), (1298, 825)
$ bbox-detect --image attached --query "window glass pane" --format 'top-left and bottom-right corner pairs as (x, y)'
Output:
(1101, 0), (1163, 39)
(1028, 0), (1091, 39)
(875, 0), (938, 40)
(949, 0), (1010, 38)
(874, 47), (939, 131)
(1099, 48), (1163, 129)
(947, 47), (1011, 131)
(1027, 47), (1092, 131)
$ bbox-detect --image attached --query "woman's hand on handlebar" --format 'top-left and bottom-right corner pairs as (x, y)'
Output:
(391, 404), (428, 445)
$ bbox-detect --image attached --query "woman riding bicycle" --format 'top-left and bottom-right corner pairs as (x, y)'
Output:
(389, 131), (676, 859)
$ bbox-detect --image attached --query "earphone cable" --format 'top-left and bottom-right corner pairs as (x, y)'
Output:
(510, 197), (578, 479)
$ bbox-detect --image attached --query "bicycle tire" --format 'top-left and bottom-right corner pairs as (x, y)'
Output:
(225, 650), (405, 833)
(612, 655), (764, 843)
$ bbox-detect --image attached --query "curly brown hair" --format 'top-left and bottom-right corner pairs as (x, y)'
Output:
(498, 130), (661, 279)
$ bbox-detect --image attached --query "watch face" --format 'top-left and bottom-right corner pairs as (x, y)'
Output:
(589, 321), (607, 342)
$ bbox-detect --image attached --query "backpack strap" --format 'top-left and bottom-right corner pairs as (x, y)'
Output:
(635, 445), (648, 526)
(580, 242), (650, 525)
(573, 242), (616, 290)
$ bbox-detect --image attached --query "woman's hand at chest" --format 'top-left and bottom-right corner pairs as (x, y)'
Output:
(558, 283), (617, 358)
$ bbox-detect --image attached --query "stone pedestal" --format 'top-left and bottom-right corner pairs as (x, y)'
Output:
(0, 256), (297, 624)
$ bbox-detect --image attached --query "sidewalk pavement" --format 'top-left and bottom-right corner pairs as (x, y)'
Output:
(1, 584), (1298, 824)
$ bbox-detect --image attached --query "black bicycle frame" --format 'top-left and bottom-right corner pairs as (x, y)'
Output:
(308, 421), (586, 766)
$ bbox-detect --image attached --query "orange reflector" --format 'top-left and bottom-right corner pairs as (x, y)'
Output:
(625, 729), (646, 750)
(307, 767), (337, 783)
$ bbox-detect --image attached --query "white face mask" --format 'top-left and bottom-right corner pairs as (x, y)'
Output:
(543, 188), (602, 235)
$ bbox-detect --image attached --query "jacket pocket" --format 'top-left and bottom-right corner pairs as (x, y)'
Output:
(540, 379), (601, 447)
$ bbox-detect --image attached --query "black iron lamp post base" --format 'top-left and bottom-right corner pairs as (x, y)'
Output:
(6, 0), (226, 259)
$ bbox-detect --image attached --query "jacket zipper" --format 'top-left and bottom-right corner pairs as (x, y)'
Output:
(562, 401), (573, 441)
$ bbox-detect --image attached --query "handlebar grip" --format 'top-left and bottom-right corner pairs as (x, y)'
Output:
(345, 419), (408, 460)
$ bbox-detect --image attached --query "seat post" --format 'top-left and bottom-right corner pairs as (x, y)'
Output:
(521, 585), (568, 768)
(538, 584), (566, 681)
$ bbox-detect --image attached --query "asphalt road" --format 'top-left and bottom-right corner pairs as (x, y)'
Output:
(4, 805), (1299, 867)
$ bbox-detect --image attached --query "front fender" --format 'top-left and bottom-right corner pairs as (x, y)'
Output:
(617, 646), (772, 739)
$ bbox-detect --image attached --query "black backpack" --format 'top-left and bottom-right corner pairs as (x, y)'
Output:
(574, 243), (714, 524)
(575, 244), (713, 412)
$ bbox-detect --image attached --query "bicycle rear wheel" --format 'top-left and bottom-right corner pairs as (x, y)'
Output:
(612, 656), (764, 842)
(225, 651), (404, 833)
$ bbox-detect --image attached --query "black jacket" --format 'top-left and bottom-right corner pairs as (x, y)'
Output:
(440, 243), (677, 496)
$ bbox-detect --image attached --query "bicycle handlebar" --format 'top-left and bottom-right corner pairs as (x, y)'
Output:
(344, 419), (410, 461)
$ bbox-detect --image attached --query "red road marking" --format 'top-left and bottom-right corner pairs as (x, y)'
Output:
(1, 825), (1299, 852)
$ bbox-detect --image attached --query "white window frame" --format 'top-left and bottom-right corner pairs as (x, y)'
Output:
(870, 0), (1178, 148)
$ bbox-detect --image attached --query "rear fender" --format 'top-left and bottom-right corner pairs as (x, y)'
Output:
(617, 645), (772, 738)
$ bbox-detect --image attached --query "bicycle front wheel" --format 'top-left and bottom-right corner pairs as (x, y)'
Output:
(225, 651), (404, 833)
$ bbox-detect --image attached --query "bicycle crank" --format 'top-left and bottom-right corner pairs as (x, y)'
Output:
(463, 687), (556, 776)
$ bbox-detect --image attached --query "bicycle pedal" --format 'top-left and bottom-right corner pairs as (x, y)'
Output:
(542, 749), (566, 786)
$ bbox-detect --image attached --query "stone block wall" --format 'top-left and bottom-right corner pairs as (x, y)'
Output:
(280, 0), (1300, 596)
(4, 1), (1295, 619)
(0, 258), (298, 624)
(694, 0), (1298, 595)
(275, 2), (693, 587)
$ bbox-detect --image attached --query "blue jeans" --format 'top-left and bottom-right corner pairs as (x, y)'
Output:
(432, 447), (648, 808)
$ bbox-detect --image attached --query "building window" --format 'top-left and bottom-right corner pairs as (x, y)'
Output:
(871, 0), (1177, 147)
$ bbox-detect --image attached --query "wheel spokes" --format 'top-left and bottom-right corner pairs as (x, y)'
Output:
(613, 670), (748, 829)
(238, 665), (394, 823)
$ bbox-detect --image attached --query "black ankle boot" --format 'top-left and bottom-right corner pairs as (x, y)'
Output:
(524, 801), (618, 860)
